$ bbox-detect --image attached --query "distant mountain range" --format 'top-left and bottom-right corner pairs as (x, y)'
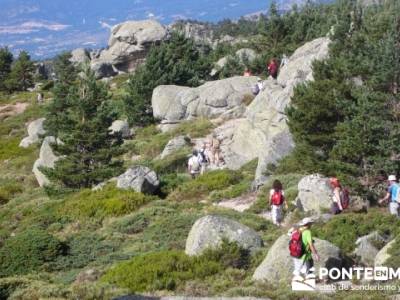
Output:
(0, 0), (330, 59)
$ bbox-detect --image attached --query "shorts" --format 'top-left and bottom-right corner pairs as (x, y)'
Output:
(389, 202), (399, 216)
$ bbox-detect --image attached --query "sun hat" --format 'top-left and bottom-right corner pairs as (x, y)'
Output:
(388, 175), (397, 181)
(298, 217), (315, 227)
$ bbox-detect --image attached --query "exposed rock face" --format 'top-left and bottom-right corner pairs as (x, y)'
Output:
(92, 20), (168, 74)
(90, 61), (118, 79)
(185, 215), (263, 256)
(170, 21), (214, 45)
(152, 76), (258, 131)
(109, 120), (131, 138)
(353, 232), (388, 266)
(253, 234), (344, 283)
(211, 48), (258, 76)
(295, 174), (333, 214)
(117, 166), (160, 194)
(159, 135), (191, 159)
(215, 37), (331, 180)
(19, 118), (46, 148)
(375, 239), (395, 267)
(32, 136), (60, 187)
(70, 48), (90, 64)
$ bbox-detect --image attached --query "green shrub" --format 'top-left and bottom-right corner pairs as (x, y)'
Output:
(59, 185), (157, 220)
(0, 228), (65, 277)
(168, 170), (243, 202)
(171, 118), (214, 138)
(102, 250), (221, 292)
(54, 232), (121, 270)
(159, 173), (191, 197)
(152, 148), (191, 175)
(0, 137), (32, 161)
(313, 210), (400, 254)
(0, 181), (23, 204)
(385, 237), (400, 268)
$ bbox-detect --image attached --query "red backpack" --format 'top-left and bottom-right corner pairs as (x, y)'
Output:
(340, 188), (350, 210)
(271, 190), (284, 206)
(289, 230), (304, 258)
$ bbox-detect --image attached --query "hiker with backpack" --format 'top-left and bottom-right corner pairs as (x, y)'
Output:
(188, 150), (201, 179)
(379, 175), (400, 217)
(210, 133), (222, 167)
(329, 177), (350, 214)
(267, 59), (278, 79)
(270, 179), (288, 226)
(289, 217), (320, 281)
(198, 142), (210, 175)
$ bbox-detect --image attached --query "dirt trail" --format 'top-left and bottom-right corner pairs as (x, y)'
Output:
(0, 102), (29, 120)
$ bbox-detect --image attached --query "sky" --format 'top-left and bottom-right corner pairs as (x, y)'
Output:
(0, 0), (307, 59)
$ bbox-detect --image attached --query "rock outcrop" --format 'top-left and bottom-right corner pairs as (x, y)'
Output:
(353, 232), (388, 266)
(92, 20), (168, 75)
(19, 118), (46, 148)
(185, 215), (263, 256)
(253, 234), (345, 283)
(211, 37), (331, 181)
(152, 76), (258, 131)
(70, 48), (90, 64)
(159, 136), (191, 159)
(109, 120), (131, 138)
(210, 48), (258, 76)
(295, 174), (333, 214)
(117, 166), (160, 194)
(32, 136), (60, 187)
(375, 239), (395, 267)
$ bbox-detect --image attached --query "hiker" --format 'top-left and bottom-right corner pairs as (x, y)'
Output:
(210, 133), (221, 167)
(280, 54), (289, 69)
(379, 175), (400, 217)
(37, 92), (44, 104)
(289, 217), (320, 281)
(330, 177), (344, 214)
(188, 150), (201, 179)
(267, 59), (278, 79)
(252, 78), (264, 96)
(270, 179), (288, 226)
(198, 142), (210, 175)
(243, 68), (252, 77)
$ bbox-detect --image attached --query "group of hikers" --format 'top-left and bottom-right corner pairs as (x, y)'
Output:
(187, 134), (222, 179)
(277, 174), (399, 284)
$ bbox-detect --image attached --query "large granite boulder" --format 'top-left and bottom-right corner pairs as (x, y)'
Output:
(109, 120), (131, 138)
(185, 215), (263, 256)
(353, 231), (388, 266)
(152, 76), (258, 131)
(253, 234), (344, 283)
(159, 135), (191, 159)
(19, 118), (46, 148)
(375, 239), (396, 267)
(32, 136), (60, 187)
(295, 174), (332, 214)
(117, 166), (160, 194)
(70, 48), (90, 64)
(90, 61), (117, 79)
(216, 38), (331, 180)
(211, 48), (258, 76)
(93, 20), (168, 74)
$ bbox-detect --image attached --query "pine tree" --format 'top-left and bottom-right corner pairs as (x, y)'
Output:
(43, 66), (124, 189)
(0, 47), (13, 91)
(44, 52), (77, 137)
(5, 51), (35, 92)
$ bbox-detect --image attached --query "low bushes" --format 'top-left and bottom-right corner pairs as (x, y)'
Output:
(0, 181), (23, 204)
(168, 170), (243, 202)
(313, 210), (400, 254)
(0, 137), (32, 161)
(59, 185), (156, 220)
(0, 228), (65, 277)
(103, 241), (250, 292)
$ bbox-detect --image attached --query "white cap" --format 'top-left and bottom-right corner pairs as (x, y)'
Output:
(298, 217), (315, 227)
(388, 175), (397, 181)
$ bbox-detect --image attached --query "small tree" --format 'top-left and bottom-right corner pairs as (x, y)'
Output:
(43, 66), (124, 189)
(5, 50), (35, 92)
(0, 47), (13, 91)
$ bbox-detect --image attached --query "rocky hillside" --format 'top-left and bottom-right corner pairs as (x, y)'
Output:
(0, 1), (399, 299)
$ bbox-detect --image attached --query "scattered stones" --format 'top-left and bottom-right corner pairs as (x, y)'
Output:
(353, 231), (388, 266)
(159, 135), (191, 159)
(109, 120), (131, 138)
(32, 136), (60, 187)
(19, 118), (46, 148)
(117, 166), (160, 194)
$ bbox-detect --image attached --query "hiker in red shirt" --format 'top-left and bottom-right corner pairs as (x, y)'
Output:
(267, 59), (278, 79)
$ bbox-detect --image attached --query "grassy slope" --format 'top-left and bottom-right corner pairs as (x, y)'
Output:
(0, 88), (398, 300)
